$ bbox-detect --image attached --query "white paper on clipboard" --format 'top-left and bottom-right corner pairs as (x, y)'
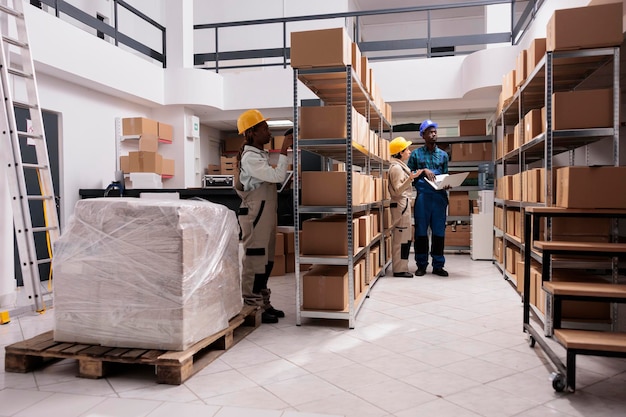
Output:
(278, 171), (293, 193)
(424, 172), (469, 190)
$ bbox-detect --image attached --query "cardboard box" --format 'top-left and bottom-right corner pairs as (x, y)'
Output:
(303, 265), (352, 310)
(290, 27), (352, 69)
(501, 69), (516, 104)
(515, 49), (527, 87)
(162, 158), (175, 176)
(358, 215), (372, 247)
(526, 38), (546, 76)
(459, 119), (487, 136)
(128, 151), (163, 174)
(360, 56), (370, 93)
(120, 155), (129, 173)
(220, 155), (237, 170)
(276, 226), (296, 253)
(546, 3), (623, 52)
(207, 164), (221, 175)
(448, 192), (470, 216)
(300, 105), (355, 139)
(351, 42), (361, 78)
(301, 216), (359, 256)
(122, 117), (158, 136)
(524, 108), (543, 144)
(445, 223), (470, 247)
(450, 142), (492, 162)
(556, 166), (626, 209)
(270, 255), (286, 277)
(552, 89), (613, 130)
(275, 232), (285, 255)
(552, 217), (611, 243)
(158, 122), (173, 142)
(301, 171), (362, 206)
(224, 135), (245, 153)
(138, 134), (159, 152)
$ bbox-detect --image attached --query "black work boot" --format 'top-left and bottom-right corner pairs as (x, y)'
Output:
(261, 311), (278, 324)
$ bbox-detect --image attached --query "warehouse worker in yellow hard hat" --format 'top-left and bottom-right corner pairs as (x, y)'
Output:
(235, 109), (293, 324)
(388, 137), (423, 277)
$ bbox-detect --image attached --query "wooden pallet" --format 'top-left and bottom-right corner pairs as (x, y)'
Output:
(5, 305), (261, 385)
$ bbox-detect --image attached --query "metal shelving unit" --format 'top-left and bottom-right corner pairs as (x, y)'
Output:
(293, 65), (392, 329)
(494, 46), (620, 282)
(494, 45), (622, 392)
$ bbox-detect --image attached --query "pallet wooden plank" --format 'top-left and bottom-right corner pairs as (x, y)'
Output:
(5, 331), (54, 352)
(4, 305), (261, 385)
(79, 345), (116, 357)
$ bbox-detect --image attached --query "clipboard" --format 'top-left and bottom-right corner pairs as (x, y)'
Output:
(278, 170), (293, 193)
(424, 172), (469, 190)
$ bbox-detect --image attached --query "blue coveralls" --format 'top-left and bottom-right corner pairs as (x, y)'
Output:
(407, 145), (449, 269)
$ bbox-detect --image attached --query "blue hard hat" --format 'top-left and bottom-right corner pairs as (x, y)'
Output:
(419, 119), (438, 136)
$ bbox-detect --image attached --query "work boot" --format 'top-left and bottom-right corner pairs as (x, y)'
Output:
(432, 268), (449, 277)
(261, 311), (279, 324)
(415, 266), (427, 276)
(393, 272), (413, 278)
(261, 289), (285, 318)
(265, 306), (285, 318)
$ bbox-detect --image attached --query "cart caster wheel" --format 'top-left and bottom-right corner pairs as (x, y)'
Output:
(550, 372), (566, 392)
(528, 335), (536, 348)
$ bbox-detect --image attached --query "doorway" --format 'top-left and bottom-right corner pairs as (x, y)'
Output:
(13, 108), (60, 286)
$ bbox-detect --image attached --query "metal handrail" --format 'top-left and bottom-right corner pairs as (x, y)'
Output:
(194, 0), (543, 72)
(35, 0), (166, 68)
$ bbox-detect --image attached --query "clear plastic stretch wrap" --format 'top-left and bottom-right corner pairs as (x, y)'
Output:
(53, 197), (243, 351)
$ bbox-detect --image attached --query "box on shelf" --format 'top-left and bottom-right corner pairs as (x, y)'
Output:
(301, 216), (359, 256)
(556, 166), (626, 209)
(445, 223), (470, 247)
(290, 27), (352, 69)
(526, 37), (546, 76)
(224, 135), (245, 153)
(128, 151), (163, 174)
(122, 117), (158, 136)
(300, 105), (356, 139)
(351, 42), (362, 79)
(303, 265), (355, 310)
(207, 164), (221, 175)
(501, 69), (516, 104)
(552, 217), (611, 243)
(515, 49), (527, 87)
(546, 3), (623, 52)
(361, 56), (370, 93)
(448, 192), (470, 216)
(552, 89), (613, 130)
(301, 171), (363, 206)
(276, 226), (297, 253)
(523, 108), (543, 144)
(220, 155), (237, 171)
(120, 155), (129, 173)
(270, 255), (286, 276)
(158, 122), (173, 142)
(162, 158), (175, 176)
(450, 142), (492, 162)
(459, 119), (487, 136)
(138, 133), (159, 152)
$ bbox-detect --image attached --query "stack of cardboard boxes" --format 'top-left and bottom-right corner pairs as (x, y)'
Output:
(120, 117), (175, 187)
(494, 2), (625, 321)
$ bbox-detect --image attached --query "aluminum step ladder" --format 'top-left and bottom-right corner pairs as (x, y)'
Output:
(0, 0), (59, 312)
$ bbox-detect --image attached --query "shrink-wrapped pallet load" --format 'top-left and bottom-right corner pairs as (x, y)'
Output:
(53, 197), (242, 350)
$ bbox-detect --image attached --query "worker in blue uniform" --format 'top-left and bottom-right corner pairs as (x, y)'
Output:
(407, 119), (450, 277)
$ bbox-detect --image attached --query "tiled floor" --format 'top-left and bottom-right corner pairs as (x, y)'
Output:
(2, 254), (626, 417)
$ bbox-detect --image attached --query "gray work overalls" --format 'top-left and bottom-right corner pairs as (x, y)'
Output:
(388, 159), (413, 274)
(235, 154), (277, 310)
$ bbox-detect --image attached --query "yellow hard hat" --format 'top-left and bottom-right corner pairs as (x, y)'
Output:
(237, 109), (268, 134)
(389, 136), (412, 155)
